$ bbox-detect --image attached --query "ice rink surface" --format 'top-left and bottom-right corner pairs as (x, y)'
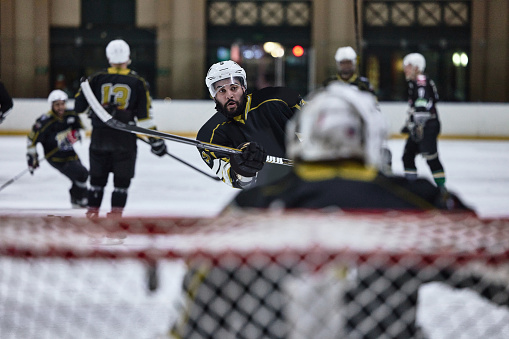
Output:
(1, 135), (509, 338)
(0, 135), (508, 218)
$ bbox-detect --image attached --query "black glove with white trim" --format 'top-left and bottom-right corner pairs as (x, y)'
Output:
(230, 142), (267, 177)
(27, 153), (39, 174)
(149, 137), (167, 157)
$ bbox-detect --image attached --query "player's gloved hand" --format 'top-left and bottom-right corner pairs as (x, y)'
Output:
(27, 153), (39, 175)
(149, 137), (167, 157)
(67, 129), (80, 144)
(230, 142), (267, 177)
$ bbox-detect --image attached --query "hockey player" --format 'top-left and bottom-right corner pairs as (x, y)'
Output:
(323, 46), (375, 95)
(324, 46), (392, 173)
(198, 60), (305, 188)
(0, 80), (14, 124)
(231, 83), (471, 211)
(74, 39), (166, 218)
(27, 89), (88, 208)
(401, 53), (447, 190)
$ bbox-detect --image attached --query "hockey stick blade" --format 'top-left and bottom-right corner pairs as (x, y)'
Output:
(80, 80), (293, 166)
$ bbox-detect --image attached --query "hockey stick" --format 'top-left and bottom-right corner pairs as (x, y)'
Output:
(0, 147), (59, 193)
(79, 80), (293, 166)
(137, 136), (221, 181)
(354, 0), (361, 56)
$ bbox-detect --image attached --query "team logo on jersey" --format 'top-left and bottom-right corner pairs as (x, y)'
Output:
(416, 75), (427, 86)
(67, 117), (76, 124)
(201, 151), (211, 164)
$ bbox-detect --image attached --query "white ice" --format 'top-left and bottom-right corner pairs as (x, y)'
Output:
(1, 136), (508, 218)
(1, 136), (509, 339)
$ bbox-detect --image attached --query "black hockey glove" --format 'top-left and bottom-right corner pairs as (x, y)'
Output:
(0, 111), (7, 124)
(26, 153), (39, 175)
(230, 142), (267, 177)
(149, 137), (167, 157)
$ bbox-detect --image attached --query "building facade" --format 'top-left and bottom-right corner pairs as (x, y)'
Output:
(0, 0), (508, 101)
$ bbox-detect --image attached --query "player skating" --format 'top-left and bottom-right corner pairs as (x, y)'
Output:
(27, 89), (88, 208)
(74, 39), (166, 218)
(198, 60), (305, 188)
(401, 53), (447, 191)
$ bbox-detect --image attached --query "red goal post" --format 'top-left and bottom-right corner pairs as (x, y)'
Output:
(1, 211), (509, 339)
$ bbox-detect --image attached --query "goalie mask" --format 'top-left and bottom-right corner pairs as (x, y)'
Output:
(286, 83), (387, 166)
(205, 60), (247, 98)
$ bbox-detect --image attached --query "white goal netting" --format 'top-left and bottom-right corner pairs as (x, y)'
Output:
(1, 211), (509, 339)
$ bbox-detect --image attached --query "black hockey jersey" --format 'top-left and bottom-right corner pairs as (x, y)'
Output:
(323, 74), (375, 95)
(407, 74), (439, 116)
(74, 67), (156, 152)
(27, 110), (84, 162)
(232, 162), (472, 211)
(197, 87), (305, 188)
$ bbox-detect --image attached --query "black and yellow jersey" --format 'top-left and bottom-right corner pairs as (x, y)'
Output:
(232, 162), (472, 211)
(323, 74), (375, 95)
(74, 67), (156, 152)
(27, 110), (84, 162)
(197, 86), (305, 188)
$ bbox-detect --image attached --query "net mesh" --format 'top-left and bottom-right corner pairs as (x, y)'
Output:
(1, 211), (509, 339)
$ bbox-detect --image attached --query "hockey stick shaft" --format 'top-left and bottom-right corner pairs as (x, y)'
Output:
(0, 147), (58, 193)
(137, 136), (221, 181)
(79, 80), (293, 166)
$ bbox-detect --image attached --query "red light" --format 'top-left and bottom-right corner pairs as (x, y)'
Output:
(292, 45), (304, 57)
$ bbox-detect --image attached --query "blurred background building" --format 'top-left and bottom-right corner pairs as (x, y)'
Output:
(0, 0), (508, 102)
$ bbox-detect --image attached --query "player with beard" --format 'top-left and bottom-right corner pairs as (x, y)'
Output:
(197, 60), (305, 188)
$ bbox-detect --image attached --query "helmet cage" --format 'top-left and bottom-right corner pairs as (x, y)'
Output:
(208, 76), (245, 98)
(287, 83), (387, 167)
(205, 60), (247, 98)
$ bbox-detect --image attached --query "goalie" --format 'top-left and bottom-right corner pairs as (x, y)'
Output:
(232, 82), (471, 211)
(169, 83), (473, 339)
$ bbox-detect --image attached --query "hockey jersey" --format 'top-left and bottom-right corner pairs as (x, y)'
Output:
(74, 67), (156, 152)
(27, 110), (84, 162)
(197, 86), (305, 188)
(232, 162), (472, 211)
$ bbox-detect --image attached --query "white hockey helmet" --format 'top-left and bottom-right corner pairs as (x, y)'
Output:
(47, 89), (68, 104)
(403, 53), (426, 72)
(335, 46), (357, 65)
(287, 83), (387, 166)
(106, 39), (130, 64)
(205, 60), (247, 98)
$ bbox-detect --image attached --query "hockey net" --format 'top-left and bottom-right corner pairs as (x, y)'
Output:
(1, 211), (509, 339)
